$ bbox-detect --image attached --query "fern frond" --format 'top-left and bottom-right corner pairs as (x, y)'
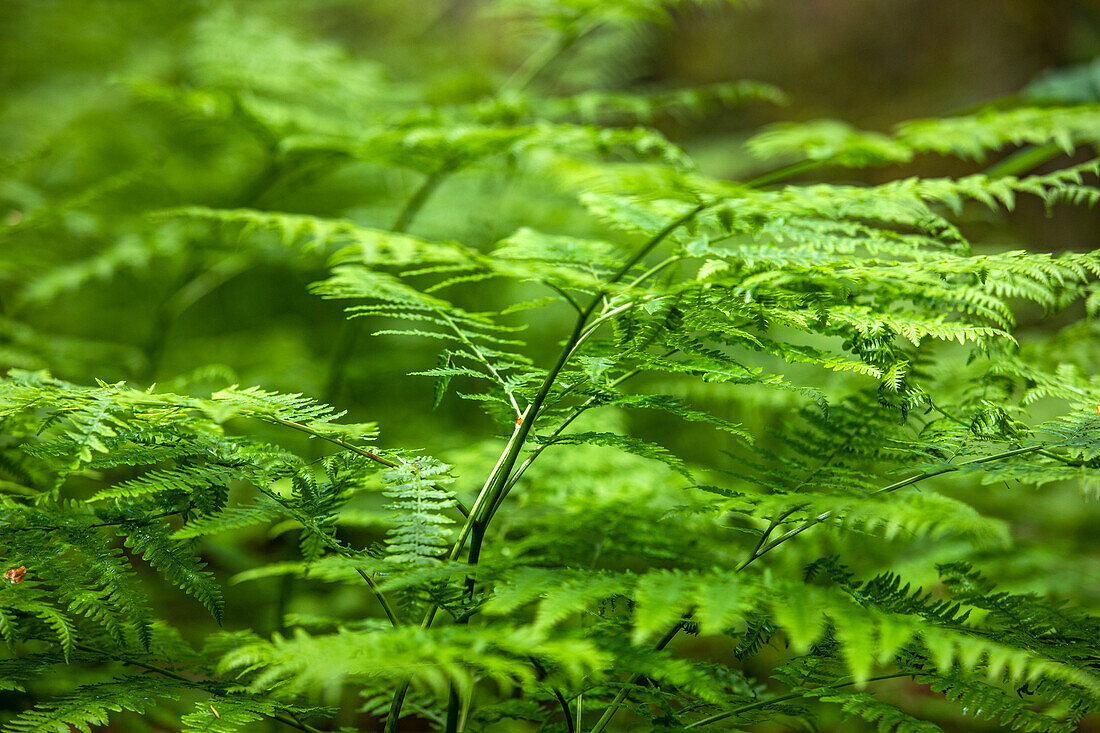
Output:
(217, 625), (609, 700)
(1, 676), (185, 733)
(381, 458), (458, 566)
(811, 691), (943, 733)
(120, 522), (224, 622)
(539, 430), (691, 478)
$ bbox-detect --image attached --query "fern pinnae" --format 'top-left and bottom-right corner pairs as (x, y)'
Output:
(5, 6), (1100, 733)
(382, 458), (458, 568)
(120, 521), (224, 623)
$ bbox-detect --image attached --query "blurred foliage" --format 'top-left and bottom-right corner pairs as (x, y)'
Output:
(0, 1), (1099, 732)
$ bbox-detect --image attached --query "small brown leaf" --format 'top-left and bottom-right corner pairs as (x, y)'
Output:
(4, 566), (27, 584)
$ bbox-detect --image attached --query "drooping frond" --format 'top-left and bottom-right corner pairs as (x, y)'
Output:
(1, 677), (186, 733)
(119, 522), (224, 623)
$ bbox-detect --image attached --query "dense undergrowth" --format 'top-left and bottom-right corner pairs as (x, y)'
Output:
(1, 1), (1099, 731)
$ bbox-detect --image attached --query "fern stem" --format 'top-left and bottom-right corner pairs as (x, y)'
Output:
(438, 308), (523, 417)
(489, 363), (652, 519)
(745, 428), (861, 559)
(555, 688), (578, 733)
(983, 141), (1064, 178)
(382, 418), (528, 733)
(545, 281), (584, 314)
(387, 205), (708, 732)
(742, 158), (825, 188)
(480, 203), (707, 530)
(499, 20), (597, 95)
(445, 684), (461, 733)
(258, 413), (471, 517)
(749, 443), (1044, 561)
(586, 620), (684, 733)
(626, 255), (681, 289)
(531, 656), (577, 733)
(446, 414), (530, 562)
(392, 168), (447, 234)
(259, 415), (399, 468)
(73, 644), (326, 733)
(682, 672), (914, 729)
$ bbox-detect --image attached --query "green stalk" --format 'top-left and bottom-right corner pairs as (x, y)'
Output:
(747, 443), (1043, 561)
(383, 418), (527, 733)
(323, 167), (448, 406)
(260, 415), (399, 468)
(498, 17), (603, 96)
(473, 202), (708, 534)
(486, 363), (650, 521)
(260, 413), (470, 517)
(742, 158), (825, 188)
(683, 672), (913, 729)
(983, 141), (1064, 178)
(386, 202), (709, 732)
(392, 168), (448, 235)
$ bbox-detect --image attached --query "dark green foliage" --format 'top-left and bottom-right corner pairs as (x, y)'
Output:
(1, 2), (1098, 732)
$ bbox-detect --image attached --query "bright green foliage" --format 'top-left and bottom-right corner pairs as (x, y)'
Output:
(381, 459), (459, 567)
(1, 2), (1099, 733)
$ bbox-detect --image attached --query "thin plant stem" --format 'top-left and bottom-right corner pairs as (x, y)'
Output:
(683, 672), (914, 729)
(473, 202), (708, 534)
(626, 255), (681, 289)
(387, 203), (709, 732)
(499, 19), (602, 96)
(384, 417), (529, 733)
(487, 362), (653, 521)
(260, 415), (399, 468)
(251, 484), (404, 628)
(323, 167), (449, 406)
(258, 414), (470, 517)
(438, 308), (522, 417)
(546, 281), (585, 314)
(73, 644), (326, 733)
(445, 685), (461, 733)
(555, 688), (577, 733)
(748, 443), (1043, 561)
(392, 168), (448, 234)
(983, 141), (1064, 178)
(742, 158), (825, 188)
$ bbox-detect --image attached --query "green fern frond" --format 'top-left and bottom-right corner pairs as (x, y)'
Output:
(539, 430), (691, 478)
(1, 676), (185, 733)
(381, 458), (458, 566)
(217, 625), (609, 700)
(120, 523), (224, 623)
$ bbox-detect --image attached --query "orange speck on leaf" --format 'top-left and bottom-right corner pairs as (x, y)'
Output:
(210, 705), (220, 719)
(4, 566), (27, 584)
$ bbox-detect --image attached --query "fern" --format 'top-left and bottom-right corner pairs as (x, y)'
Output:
(1, 677), (185, 733)
(1, 3), (1099, 733)
(381, 458), (459, 567)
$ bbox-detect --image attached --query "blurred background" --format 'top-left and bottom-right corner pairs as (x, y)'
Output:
(4, 0), (1100, 389)
(4, 0), (1100, 475)
(2, 1), (1099, 730)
